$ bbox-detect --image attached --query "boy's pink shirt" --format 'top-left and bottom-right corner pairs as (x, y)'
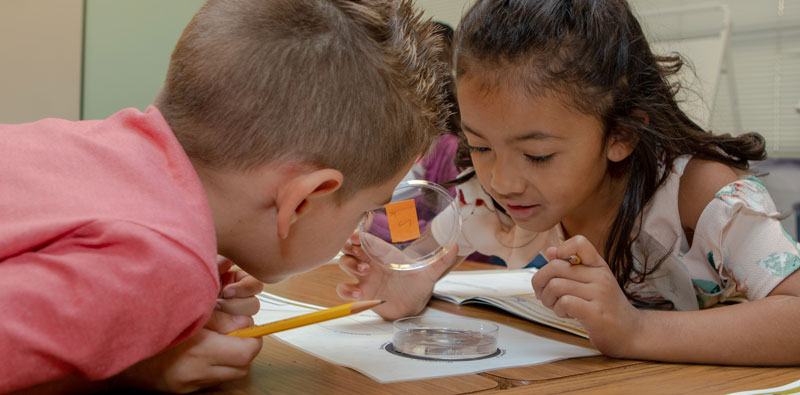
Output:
(0, 106), (219, 392)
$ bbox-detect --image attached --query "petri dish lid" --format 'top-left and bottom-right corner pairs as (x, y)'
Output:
(392, 315), (499, 360)
(358, 180), (461, 270)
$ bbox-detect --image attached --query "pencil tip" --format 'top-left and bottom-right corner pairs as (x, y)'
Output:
(379, 299), (387, 304)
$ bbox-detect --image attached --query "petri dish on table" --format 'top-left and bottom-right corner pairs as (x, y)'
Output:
(392, 316), (499, 360)
(358, 180), (460, 271)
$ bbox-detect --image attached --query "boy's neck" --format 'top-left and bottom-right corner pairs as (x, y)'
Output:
(190, 159), (277, 257)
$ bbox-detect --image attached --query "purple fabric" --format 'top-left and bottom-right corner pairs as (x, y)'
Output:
(421, 134), (489, 263)
(420, 134), (460, 197)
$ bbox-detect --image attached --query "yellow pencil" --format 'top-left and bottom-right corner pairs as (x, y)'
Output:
(568, 255), (582, 265)
(226, 299), (386, 338)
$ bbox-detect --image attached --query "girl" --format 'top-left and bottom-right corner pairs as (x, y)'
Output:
(337, 0), (800, 365)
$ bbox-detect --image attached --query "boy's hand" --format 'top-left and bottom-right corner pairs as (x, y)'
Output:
(336, 232), (459, 321)
(216, 255), (263, 316)
(111, 309), (263, 393)
(531, 236), (643, 357)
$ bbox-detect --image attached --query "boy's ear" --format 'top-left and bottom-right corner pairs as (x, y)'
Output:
(275, 168), (343, 239)
(606, 109), (646, 163)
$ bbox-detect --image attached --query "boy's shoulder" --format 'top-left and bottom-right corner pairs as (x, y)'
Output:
(0, 106), (215, 261)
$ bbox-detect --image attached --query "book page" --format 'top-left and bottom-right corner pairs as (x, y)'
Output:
(434, 268), (537, 298)
(434, 269), (586, 337)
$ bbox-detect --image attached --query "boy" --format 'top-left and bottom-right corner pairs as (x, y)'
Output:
(0, 0), (450, 392)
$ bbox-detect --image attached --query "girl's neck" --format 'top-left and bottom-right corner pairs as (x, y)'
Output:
(560, 172), (628, 260)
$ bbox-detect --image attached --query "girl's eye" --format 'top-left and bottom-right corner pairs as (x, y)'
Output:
(467, 145), (490, 154)
(525, 154), (553, 164)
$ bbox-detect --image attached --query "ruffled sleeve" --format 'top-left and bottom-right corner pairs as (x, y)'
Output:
(685, 177), (800, 305)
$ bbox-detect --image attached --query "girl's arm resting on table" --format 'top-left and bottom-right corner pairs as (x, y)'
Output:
(535, 159), (800, 365)
(536, 235), (800, 365)
(626, 158), (800, 364)
(627, 272), (800, 365)
(632, 159), (800, 364)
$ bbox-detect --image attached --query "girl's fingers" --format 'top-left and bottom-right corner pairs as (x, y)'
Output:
(554, 236), (605, 268)
(337, 255), (370, 277)
(537, 276), (597, 309)
(350, 244), (370, 262)
(341, 241), (369, 262)
(348, 231), (362, 246)
(340, 231), (363, 255)
(544, 246), (558, 261)
(550, 294), (591, 320)
(532, 260), (596, 298)
(336, 282), (362, 300)
(341, 239), (356, 255)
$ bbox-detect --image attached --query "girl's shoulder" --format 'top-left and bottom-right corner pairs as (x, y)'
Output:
(677, 158), (740, 233)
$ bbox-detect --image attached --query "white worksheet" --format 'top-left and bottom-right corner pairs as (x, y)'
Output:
(254, 292), (599, 383)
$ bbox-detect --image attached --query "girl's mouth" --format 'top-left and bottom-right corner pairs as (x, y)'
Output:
(504, 203), (541, 219)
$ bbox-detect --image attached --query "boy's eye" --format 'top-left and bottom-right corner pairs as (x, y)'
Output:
(525, 153), (553, 164)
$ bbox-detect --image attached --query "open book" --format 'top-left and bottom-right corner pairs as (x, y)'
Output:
(433, 268), (588, 338)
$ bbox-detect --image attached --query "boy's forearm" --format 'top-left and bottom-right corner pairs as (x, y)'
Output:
(627, 295), (800, 365)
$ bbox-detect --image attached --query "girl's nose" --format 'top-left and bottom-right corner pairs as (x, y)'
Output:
(489, 159), (524, 196)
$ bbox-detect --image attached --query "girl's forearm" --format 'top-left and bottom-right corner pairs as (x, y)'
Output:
(627, 295), (800, 365)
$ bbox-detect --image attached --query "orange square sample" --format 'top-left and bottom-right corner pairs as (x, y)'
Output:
(385, 199), (421, 243)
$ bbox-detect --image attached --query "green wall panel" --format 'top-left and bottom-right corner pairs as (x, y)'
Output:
(82, 0), (204, 120)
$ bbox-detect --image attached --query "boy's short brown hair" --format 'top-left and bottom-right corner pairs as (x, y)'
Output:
(158, 0), (450, 198)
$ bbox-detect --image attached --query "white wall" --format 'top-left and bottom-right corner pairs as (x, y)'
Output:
(631, 0), (800, 237)
(0, 0), (83, 123)
(415, 0), (474, 28)
(630, 0), (800, 158)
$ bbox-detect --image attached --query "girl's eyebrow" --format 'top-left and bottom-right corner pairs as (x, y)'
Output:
(461, 123), (485, 138)
(462, 122), (561, 142)
(511, 131), (560, 142)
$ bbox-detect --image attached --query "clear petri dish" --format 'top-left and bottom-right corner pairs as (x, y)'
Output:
(358, 180), (460, 270)
(392, 316), (499, 360)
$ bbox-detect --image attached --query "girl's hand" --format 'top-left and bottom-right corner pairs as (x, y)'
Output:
(336, 232), (459, 321)
(531, 236), (643, 357)
(216, 256), (263, 317)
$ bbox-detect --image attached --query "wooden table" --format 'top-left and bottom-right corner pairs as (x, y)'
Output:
(205, 262), (800, 395)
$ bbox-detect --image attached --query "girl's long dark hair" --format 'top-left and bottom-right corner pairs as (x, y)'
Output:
(452, 0), (766, 293)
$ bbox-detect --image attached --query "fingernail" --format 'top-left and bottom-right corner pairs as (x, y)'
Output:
(358, 263), (369, 273)
(352, 291), (360, 299)
(223, 288), (235, 298)
(233, 315), (250, 327)
(215, 302), (222, 310)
